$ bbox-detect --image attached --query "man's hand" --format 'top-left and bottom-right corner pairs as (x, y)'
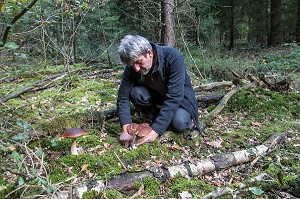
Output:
(119, 124), (134, 148)
(135, 130), (159, 146)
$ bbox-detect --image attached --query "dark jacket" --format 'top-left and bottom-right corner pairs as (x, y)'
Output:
(117, 43), (199, 135)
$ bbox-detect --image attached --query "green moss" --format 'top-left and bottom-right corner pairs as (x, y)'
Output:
(0, 178), (16, 199)
(82, 189), (123, 199)
(228, 90), (300, 119)
(168, 177), (214, 197)
(143, 176), (160, 196)
(39, 114), (85, 135)
(38, 112), (104, 135)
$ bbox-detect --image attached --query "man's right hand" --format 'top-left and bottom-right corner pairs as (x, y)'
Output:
(119, 124), (134, 148)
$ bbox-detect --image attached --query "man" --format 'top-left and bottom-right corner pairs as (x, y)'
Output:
(117, 35), (199, 147)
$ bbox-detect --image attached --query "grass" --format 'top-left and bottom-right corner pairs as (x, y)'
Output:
(0, 45), (299, 198)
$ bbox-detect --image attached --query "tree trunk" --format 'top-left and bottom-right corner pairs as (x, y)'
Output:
(229, 0), (234, 50)
(268, 0), (282, 46)
(161, 0), (175, 46)
(296, 0), (300, 43)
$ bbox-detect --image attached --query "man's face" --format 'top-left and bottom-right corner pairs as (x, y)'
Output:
(131, 49), (153, 75)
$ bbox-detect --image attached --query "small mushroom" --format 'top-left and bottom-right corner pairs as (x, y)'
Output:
(61, 128), (88, 155)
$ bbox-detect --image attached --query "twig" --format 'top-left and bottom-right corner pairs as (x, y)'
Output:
(128, 184), (144, 199)
(113, 151), (127, 170)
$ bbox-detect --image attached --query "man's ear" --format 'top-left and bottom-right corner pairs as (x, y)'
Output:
(147, 49), (153, 58)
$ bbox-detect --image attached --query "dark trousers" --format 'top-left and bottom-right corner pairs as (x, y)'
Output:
(130, 86), (193, 132)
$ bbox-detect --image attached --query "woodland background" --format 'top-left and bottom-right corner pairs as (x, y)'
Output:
(1, 0), (300, 66)
(0, 0), (299, 199)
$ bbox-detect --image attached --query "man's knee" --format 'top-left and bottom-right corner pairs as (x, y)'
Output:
(129, 86), (150, 105)
(171, 108), (192, 132)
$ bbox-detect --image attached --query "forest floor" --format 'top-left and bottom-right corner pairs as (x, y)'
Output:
(0, 44), (299, 198)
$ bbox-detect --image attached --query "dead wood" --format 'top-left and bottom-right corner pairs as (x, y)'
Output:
(196, 93), (224, 104)
(232, 70), (293, 91)
(207, 82), (256, 120)
(167, 133), (285, 178)
(194, 81), (233, 92)
(1, 65), (99, 103)
(52, 133), (285, 199)
(1, 73), (66, 102)
(0, 76), (18, 83)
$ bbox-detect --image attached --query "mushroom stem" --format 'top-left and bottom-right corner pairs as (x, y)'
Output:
(70, 139), (78, 155)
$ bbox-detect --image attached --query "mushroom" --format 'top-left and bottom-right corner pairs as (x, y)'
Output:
(61, 128), (88, 155)
(136, 123), (152, 138)
(126, 123), (139, 136)
(126, 123), (152, 148)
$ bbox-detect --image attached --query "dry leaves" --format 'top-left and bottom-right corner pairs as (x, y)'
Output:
(206, 139), (223, 148)
(80, 164), (95, 178)
(251, 121), (262, 127)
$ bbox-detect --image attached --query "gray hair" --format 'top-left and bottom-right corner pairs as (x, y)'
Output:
(118, 35), (152, 66)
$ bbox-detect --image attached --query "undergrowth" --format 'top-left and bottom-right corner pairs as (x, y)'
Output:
(0, 45), (299, 198)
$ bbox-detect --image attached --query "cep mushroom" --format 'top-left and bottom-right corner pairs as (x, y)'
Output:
(126, 123), (152, 148)
(61, 128), (88, 155)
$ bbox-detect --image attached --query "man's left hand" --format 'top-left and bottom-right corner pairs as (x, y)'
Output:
(135, 130), (159, 146)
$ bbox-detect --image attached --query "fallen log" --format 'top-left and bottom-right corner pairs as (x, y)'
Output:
(1, 73), (66, 102)
(50, 133), (285, 199)
(194, 81), (233, 92)
(207, 82), (256, 119)
(1, 65), (99, 103)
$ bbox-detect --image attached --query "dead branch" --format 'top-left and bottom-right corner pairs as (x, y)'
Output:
(1, 65), (99, 103)
(207, 82), (256, 120)
(232, 70), (293, 91)
(1, 73), (66, 102)
(0, 76), (18, 83)
(194, 81), (233, 92)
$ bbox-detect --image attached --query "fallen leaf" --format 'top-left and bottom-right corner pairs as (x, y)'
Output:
(251, 122), (261, 127)
(171, 143), (182, 150)
(206, 140), (222, 148)
(80, 164), (89, 172)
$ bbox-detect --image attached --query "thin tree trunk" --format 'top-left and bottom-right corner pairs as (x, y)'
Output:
(268, 0), (282, 46)
(229, 0), (234, 50)
(161, 0), (175, 46)
(296, 0), (300, 43)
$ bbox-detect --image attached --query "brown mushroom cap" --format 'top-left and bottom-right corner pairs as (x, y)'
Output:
(136, 123), (152, 137)
(61, 128), (88, 138)
(126, 123), (139, 136)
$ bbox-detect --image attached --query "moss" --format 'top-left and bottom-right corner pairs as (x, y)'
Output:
(38, 112), (104, 135)
(39, 114), (84, 135)
(82, 189), (123, 199)
(228, 90), (300, 119)
(168, 177), (214, 197)
(104, 122), (121, 136)
(0, 178), (16, 199)
(49, 152), (122, 182)
(143, 176), (160, 196)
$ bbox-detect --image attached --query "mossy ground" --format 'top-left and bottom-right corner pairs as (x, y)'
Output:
(0, 46), (299, 198)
